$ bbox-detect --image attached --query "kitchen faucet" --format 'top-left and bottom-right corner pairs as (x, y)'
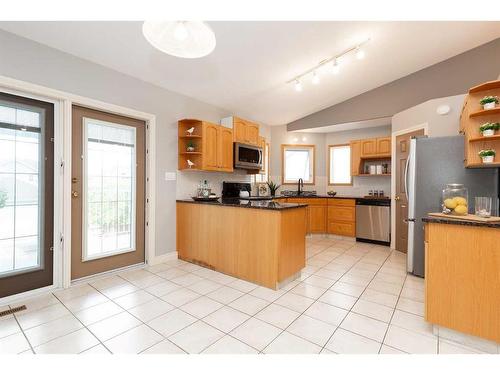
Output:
(297, 178), (304, 195)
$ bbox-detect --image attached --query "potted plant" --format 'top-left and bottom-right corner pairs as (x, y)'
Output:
(267, 180), (281, 197)
(479, 122), (500, 137)
(479, 96), (499, 110)
(186, 140), (195, 152)
(478, 149), (496, 163)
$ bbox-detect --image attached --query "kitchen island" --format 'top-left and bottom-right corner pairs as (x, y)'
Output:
(176, 199), (307, 289)
(423, 216), (500, 343)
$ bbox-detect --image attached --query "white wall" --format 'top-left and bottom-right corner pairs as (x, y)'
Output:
(0, 30), (234, 257)
(326, 126), (391, 196)
(270, 125), (328, 194)
(392, 94), (465, 137)
(269, 124), (392, 196)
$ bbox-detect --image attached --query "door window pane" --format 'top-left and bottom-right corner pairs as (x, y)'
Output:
(0, 102), (43, 276)
(329, 145), (352, 185)
(83, 118), (136, 261)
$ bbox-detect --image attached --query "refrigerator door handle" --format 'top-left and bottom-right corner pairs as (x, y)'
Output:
(404, 154), (411, 201)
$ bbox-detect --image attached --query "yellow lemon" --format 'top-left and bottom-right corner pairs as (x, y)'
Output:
(453, 204), (468, 215)
(453, 197), (467, 206)
(444, 198), (457, 209)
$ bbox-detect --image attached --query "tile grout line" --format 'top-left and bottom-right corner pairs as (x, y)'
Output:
(258, 238), (379, 353)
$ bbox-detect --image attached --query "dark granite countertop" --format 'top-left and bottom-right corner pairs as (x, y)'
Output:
(176, 198), (308, 211)
(422, 216), (500, 228)
(274, 194), (391, 201)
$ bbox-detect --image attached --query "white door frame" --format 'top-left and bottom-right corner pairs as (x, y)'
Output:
(390, 123), (428, 250)
(0, 75), (156, 304)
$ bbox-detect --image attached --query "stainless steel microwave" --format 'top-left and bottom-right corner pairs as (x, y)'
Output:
(234, 142), (263, 170)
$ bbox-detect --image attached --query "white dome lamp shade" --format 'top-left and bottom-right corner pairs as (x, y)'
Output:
(142, 21), (216, 58)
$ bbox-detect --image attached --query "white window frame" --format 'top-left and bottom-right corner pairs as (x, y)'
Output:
(281, 144), (315, 185)
(82, 117), (137, 262)
(328, 144), (352, 186)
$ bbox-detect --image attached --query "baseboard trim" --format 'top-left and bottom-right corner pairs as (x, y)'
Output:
(148, 251), (178, 265)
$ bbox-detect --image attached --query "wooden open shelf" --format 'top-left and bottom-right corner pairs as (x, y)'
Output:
(469, 134), (500, 142)
(179, 135), (202, 139)
(469, 80), (500, 94)
(469, 107), (500, 118)
(461, 80), (500, 168)
(179, 151), (202, 155)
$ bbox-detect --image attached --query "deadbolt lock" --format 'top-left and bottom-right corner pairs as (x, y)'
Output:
(72, 177), (78, 183)
(72, 191), (79, 198)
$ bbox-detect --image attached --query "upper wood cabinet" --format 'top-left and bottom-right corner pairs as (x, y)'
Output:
(361, 139), (377, 157)
(218, 127), (234, 172)
(222, 116), (260, 146)
(202, 122), (219, 171)
(360, 137), (391, 157)
(376, 137), (391, 155)
(350, 140), (361, 176)
(178, 119), (233, 172)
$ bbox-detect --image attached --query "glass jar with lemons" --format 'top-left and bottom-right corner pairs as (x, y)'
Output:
(442, 184), (468, 216)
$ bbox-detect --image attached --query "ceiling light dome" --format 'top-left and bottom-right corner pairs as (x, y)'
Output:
(142, 21), (216, 58)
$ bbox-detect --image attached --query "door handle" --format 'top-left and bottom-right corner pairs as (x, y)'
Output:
(72, 191), (79, 198)
(395, 196), (400, 201)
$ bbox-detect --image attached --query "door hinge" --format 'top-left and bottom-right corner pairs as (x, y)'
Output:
(60, 159), (64, 169)
(146, 221), (149, 227)
(60, 233), (64, 244)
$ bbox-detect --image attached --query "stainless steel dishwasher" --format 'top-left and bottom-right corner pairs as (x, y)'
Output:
(355, 198), (391, 245)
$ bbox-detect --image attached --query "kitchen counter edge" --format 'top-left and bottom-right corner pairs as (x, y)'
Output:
(176, 199), (308, 211)
(422, 216), (500, 228)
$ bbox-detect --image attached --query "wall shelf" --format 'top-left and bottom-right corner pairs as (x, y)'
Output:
(179, 151), (202, 155)
(461, 79), (500, 168)
(468, 134), (500, 142)
(469, 80), (500, 94)
(179, 135), (202, 139)
(469, 107), (500, 118)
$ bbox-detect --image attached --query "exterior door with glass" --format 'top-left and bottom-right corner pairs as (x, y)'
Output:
(0, 92), (54, 298)
(71, 106), (145, 280)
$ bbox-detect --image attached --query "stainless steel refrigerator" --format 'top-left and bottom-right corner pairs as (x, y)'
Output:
(406, 135), (499, 277)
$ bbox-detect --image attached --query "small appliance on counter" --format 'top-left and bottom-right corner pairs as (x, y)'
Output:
(222, 182), (272, 201)
(192, 179), (219, 201)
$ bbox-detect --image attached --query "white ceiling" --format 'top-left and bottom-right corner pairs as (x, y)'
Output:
(1, 21), (499, 126)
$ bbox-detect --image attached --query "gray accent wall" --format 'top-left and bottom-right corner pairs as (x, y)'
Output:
(0, 30), (232, 257)
(288, 38), (500, 131)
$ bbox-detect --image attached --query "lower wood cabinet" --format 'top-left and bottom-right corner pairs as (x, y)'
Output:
(283, 197), (355, 237)
(327, 198), (356, 237)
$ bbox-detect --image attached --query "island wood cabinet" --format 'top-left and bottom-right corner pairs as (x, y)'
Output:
(177, 202), (306, 289)
(224, 116), (260, 146)
(425, 222), (500, 343)
(178, 119), (233, 172)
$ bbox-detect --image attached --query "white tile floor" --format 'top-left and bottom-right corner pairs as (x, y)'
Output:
(1, 235), (499, 354)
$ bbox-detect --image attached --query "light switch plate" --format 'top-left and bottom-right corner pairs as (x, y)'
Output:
(165, 172), (176, 181)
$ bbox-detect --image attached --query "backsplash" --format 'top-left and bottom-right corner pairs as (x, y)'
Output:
(176, 170), (253, 199)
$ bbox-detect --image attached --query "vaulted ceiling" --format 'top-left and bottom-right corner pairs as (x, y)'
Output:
(1, 21), (499, 125)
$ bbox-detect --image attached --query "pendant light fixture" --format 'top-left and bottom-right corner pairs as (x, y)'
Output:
(142, 21), (216, 58)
